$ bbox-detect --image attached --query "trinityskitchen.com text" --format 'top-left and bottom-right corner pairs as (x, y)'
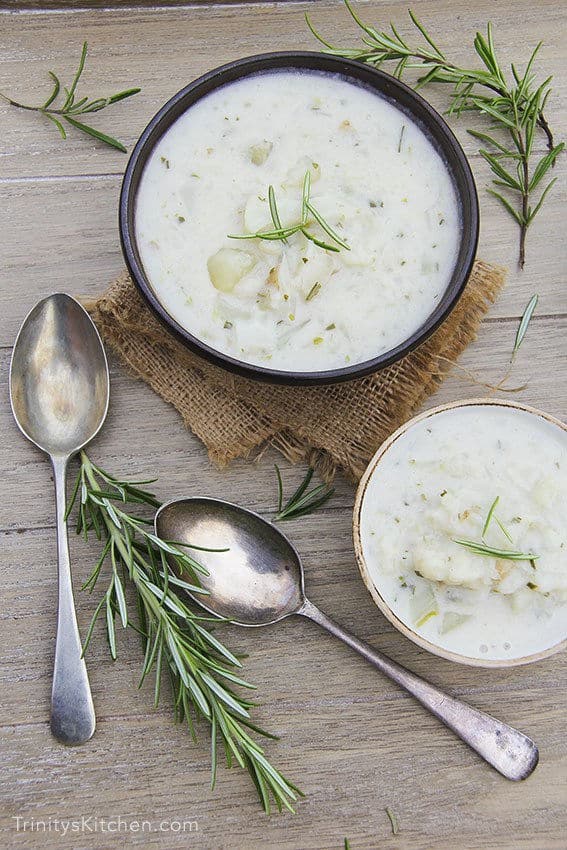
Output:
(12, 816), (199, 836)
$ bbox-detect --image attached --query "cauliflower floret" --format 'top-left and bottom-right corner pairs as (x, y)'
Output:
(413, 545), (492, 589)
(510, 588), (534, 613)
(425, 494), (481, 537)
(533, 552), (567, 594)
(496, 561), (530, 594)
(370, 521), (407, 576)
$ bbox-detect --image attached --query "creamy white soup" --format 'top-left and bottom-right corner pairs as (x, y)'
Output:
(135, 70), (461, 371)
(359, 405), (567, 663)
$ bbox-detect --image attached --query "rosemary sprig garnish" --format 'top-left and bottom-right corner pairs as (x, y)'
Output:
(307, 0), (564, 267)
(229, 171), (351, 254)
(0, 42), (140, 152)
(453, 538), (539, 561)
(274, 465), (335, 522)
(67, 451), (301, 814)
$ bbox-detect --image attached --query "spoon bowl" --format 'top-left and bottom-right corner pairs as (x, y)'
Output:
(10, 294), (109, 456)
(156, 498), (304, 625)
(10, 293), (109, 745)
(156, 496), (539, 782)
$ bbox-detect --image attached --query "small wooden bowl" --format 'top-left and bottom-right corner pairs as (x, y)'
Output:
(353, 397), (567, 667)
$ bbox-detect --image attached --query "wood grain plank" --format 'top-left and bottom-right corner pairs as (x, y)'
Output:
(0, 0), (564, 179)
(4, 0), (307, 8)
(1, 2), (566, 849)
(1, 703), (563, 850)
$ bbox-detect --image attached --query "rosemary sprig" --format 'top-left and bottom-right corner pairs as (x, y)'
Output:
(229, 171), (351, 254)
(0, 42), (140, 152)
(307, 1), (564, 267)
(274, 465), (335, 522)
(68, 451), (301, 814)
(453, 538), (539, 561)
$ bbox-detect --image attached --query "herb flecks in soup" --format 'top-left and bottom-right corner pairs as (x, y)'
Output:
(135, 71), (461, 371)
(359, 405), (567, 662)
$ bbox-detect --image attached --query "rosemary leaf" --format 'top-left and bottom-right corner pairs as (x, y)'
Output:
(301, 228), (341, 253)
(495, 515), (514, 544)
(482, 496), (500, 538)
(513, 294), (538, 356)
(487, 189), (525, 225)
(275, 463), (284, 514)
(62, 41), (88, 110)
(63, 115), (128, 152)
(42, 71), (61, 109)
(268, 184), (287, 243)
(301, 170), (311, 225)
(453, 538), (539, 561)
(482, 496), (514, 543)
(385, 806), (400, 835)
(306, 201), (350, 250)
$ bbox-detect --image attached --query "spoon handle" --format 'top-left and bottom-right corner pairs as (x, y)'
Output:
(50, 456), (96, 745)
(298, 598), (538, 781)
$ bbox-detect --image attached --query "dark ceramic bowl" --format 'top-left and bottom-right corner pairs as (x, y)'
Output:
(120, 52), (479, 386)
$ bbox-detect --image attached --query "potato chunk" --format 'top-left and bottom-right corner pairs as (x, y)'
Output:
(413, 545), (492, 589)
(207, 247), (256, 293)
(249, 140), (273, 166)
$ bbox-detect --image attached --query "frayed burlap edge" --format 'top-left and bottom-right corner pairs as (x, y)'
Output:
(86, 259), (506, 481)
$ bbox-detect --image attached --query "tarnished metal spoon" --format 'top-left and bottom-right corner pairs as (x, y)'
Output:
(10, 294), (109, 745)
(156, 497), (539, 781)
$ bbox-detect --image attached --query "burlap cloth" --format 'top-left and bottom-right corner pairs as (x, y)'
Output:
(87, 260), (505, 481)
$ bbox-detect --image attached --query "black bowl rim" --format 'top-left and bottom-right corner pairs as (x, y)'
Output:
(120, 51), (479, 386)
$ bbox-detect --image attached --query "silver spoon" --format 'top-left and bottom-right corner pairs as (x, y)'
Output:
(10, 294), (109, 745)
(156, 497), (538, 781)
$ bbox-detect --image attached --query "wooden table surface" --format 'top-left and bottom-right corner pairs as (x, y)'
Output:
(1, 2), (566, 848)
